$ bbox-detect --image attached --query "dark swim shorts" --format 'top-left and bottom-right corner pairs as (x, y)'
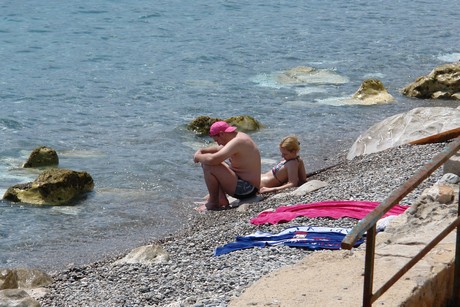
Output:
(234, 178), (258, 199)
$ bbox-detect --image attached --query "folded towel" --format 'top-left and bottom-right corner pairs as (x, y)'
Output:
(250, 200), (407, 225)
(214, 226), (363, 256)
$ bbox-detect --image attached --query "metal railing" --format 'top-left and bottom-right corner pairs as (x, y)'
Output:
(341, 136), (460, 306)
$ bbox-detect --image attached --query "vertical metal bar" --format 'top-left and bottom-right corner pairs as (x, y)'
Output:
(453, 186), (460, 305)
(363, 224), (376, 307)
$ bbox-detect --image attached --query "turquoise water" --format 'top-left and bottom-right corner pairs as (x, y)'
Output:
(1, 0), (459, 270)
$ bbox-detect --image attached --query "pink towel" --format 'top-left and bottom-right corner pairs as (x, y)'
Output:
(250, 200), (408, 225)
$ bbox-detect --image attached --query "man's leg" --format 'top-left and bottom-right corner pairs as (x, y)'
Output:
(199, 163), (237, 210)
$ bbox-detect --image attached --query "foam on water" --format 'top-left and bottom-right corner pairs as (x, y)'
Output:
(437, 52), (460, 62)
(295, 86), (328, 96)
(58, 150), (107, 158)
(315, 96), (357, 107)
(362, 72), (386, 80)
(50, 206), (82, 216)
(250, 73), (285, 89)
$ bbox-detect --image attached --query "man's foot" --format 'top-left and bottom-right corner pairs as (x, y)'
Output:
(194, 203), (208, 212)
(194, 202), (229, 212)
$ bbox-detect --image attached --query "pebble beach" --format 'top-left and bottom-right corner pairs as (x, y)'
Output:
(37, 142), (447, 306)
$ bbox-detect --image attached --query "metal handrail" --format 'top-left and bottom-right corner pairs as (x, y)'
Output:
(341, 136), (460, 306)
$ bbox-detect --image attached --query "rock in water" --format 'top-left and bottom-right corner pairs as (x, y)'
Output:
(351, 79), (394, 105)
(402, 62), (460, 100)
(187, 115), (263, 135)
(3, 168), (94, 205)
(23, 146), (59, 168)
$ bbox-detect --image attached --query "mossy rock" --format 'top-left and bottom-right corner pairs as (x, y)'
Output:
(187, 116), (222, 136)
(187, 115), (263, 136)
(23, 146), (59, 168)
(402, 63), (460, 100)
(3, 168), (94, 205)
(225, 115), (263, 132)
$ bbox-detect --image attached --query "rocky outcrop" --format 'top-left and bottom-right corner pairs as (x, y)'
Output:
(23, 146), (59, 168)
(187, 115), (262, 136)
(0, 268), (53, 306)
(0, 289), (40, 307)
(0, 268), (53, 290)
(347, 106), (460, 159)
(3, 168), (94, 205)
(351, 79), (394, 105)
(402, 62), (460, 100)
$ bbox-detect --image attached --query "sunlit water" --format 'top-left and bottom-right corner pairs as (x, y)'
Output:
(1, 0), (459, 270)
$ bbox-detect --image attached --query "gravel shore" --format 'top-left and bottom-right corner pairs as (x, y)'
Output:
(38, 143), (447, 306)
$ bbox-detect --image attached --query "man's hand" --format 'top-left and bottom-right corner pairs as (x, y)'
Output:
(193, 145), (222, 164)
(193, 150), (202, 163)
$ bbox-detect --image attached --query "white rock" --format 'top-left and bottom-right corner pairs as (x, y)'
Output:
(347, 107), (460, 159)
(292, 180), (328, 196)
(114, 244), (170, 265)
(438, 173), (460, 184)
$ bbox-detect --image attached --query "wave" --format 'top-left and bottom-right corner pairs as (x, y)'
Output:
(437, 52), (460, 62)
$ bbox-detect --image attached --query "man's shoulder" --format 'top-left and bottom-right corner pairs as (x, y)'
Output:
(236, 131), (254, 140)
(233, 132), (257, 145)
(224, 132), (256, 151)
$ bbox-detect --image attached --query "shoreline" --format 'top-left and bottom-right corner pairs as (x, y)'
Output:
(36, 142), (447, 306)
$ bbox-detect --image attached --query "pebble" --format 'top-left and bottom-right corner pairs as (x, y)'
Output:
(38, 143), (448, 306)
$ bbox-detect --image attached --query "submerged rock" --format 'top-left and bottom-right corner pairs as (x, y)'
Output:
(402, 62), (460, 100)
(3, 168), (94, 205)
(277, 66), (349, 85)
(23, 146), (59, 168)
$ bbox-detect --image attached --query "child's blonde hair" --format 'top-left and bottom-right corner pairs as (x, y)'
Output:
(279, 135), (300, 152)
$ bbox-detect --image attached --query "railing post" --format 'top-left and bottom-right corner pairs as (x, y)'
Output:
(453, 186), (460, 305)
(363, 224), (376, 307)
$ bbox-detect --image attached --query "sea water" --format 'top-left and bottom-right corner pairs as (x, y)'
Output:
(1, 0), (459, 270)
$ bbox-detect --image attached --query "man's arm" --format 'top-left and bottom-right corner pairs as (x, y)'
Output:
(194, 138), (239, 165)
(197, 145), (221, 154)
(194, 145), (222, 164)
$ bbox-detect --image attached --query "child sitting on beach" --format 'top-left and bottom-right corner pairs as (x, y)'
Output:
(259, 135), (307, 194)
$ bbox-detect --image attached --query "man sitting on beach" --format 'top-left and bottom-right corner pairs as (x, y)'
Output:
(193, 121), (261, 211)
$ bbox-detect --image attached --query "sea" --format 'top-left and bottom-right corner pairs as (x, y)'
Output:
(1, 0), (459, 271)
